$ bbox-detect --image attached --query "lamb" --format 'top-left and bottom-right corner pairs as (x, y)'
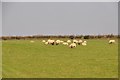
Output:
(69, 43), (76, 48)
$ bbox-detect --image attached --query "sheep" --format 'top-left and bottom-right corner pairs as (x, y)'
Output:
(67, 40), (71, 43)
(42, 40), (46, 43)
(56, 40), (61, 45)
(78, 40), (83, 45)
(84, 41), (87, 43)
(109, 40), (115, 44)
(69, 43), (76, 48)
(73, 39), (78, 43)
(82, 42), (87, 46)
(30, 40), (34, 43)
(60, 40), (64, 43)
(82, 41), (87, 46)
(45, 42), (48, 45)
(50, 40), (55, 45)
(47, 39), (55, 45)
(63, 42), (68, 45)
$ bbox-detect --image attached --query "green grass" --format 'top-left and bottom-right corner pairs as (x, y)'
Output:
(2, 39), (118, 78)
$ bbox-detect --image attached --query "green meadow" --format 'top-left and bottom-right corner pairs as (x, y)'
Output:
(2, 39), (118, 78)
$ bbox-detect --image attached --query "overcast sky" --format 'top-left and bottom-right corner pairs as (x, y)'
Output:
(2, 2), (118, 36)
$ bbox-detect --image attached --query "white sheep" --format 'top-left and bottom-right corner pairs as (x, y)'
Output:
(45, 42), (48, 45)
(82, 41), (87, 46)
(78, 39), (83, 45)
(83, 40), (87, 43)
(67, 40), (71, 43)
(42, 40), (46, 43)
(63, 42), (68, 45)
(60, 40), (64, 43)
(109, 40), (115, 44)
(30, 40), (34, 43)
(56, 40), (61, 45)
(47, 39), (55, 45)
(82, 42), (87, 46)
(69, 43), (76, 48)
(73, 39), (78, 43)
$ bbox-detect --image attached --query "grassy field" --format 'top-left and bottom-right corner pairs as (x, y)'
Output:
(2, 39), (118, 78)
(0, 41), (2, 79)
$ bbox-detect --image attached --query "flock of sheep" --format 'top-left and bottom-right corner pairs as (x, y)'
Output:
(42, 39), (87, 48)
(30, 39), (116, 48)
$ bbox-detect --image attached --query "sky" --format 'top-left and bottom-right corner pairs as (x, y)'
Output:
(2, 2), (118, 36)
(1, 0), (119, 2)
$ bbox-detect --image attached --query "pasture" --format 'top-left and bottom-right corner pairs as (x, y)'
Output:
(2, 39), (118, 78)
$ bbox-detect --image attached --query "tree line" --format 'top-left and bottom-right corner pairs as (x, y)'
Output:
(0, 34), (119, 40)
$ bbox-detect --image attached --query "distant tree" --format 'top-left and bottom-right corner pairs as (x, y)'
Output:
(89, 35), (94, 39)
(76, 35), (83, 39)
(118, 35), (120, 38)
(69, 35), (75, 39)
(106, 34), (114, 38)
(97, 35), (102, 39)
(84, 35), (90, 39)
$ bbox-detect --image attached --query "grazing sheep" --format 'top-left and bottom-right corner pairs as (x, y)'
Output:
(69, 43), (76, 48)
(63, 42), (68, 45)
(45, 42), (48, 45)
(82, 42), (87, 46)
(67, 40), (71, 43)
(83, 40), (87, 43)
(60, 40), (64, 43)
(47, 39), (55, 45)
(50, 40), (55, 45)
(30, 40), (34, 43)
(109, 40), (115, 44)
(78, 40), (83, 45)
(56, 40), (61, 45)
(42, 40), (46, 43)
(73, 39), (78, 43)
(82, 41), (87, 46)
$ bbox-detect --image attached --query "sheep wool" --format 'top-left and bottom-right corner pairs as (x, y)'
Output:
(69, 43), (76, 48)
(42, 40), (46, 43)
(73, 39), (78, 43)
(109, 40), (115, 44)
(82, 42), (87, 46)
(30, 41), (34, 43)
(63, 42), (68, 45)
(67, 40), (71, 43)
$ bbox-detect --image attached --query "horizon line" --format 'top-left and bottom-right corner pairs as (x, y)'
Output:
(0, 34), (120, 37)
(1, 0), (120, 2)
